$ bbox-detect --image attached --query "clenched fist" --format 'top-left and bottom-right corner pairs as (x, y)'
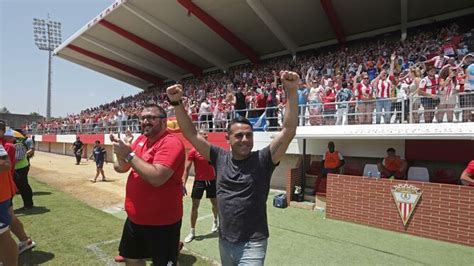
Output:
(280, 71), (300, 92)
(166, 84), (184, 103)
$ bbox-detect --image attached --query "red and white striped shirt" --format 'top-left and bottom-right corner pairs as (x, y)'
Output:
(355, 83), (373, 100)
(374, 79), (392, 98)
(419, 75), (439, 95)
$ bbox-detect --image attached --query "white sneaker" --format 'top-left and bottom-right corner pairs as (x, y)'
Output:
(19, 238), (36, 254)
(211, 220), (218, 233)
(184, 232), (195, 243)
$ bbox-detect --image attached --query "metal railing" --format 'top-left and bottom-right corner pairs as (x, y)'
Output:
(26, 91), (474, 135)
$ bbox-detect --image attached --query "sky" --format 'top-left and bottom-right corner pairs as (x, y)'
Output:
(0, 0), (141, 117)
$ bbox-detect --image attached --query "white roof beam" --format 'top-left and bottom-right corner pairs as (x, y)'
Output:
(123, 2), (229, 71)
(80, 35), (182, 81)
(246, 0), (298, 55)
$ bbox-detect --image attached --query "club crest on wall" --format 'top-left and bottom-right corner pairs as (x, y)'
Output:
(391, 184), (422, 226)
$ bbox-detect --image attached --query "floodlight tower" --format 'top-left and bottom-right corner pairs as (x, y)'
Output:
(33, 16), (62, 120)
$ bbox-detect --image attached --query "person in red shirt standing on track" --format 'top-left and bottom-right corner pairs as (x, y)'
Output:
(183, 130), (218, 243)
(111, 104), (185, 266)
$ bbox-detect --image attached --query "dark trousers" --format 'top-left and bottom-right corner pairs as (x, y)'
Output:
(14, 166), (34, 208)
(75, 151), (82, 164)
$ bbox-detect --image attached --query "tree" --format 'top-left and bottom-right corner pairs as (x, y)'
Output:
(29, 112), (40, 116)
(0, 107), (10, 113)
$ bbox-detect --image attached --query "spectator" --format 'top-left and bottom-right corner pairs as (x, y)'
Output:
(406, 67), (423, 123)
(182, 130), (218, 243)
(199, 99), (213, 132)
(167, 70), (299, 265)
(307, 79), (323, 126)
(321, 141), (345, 178)
(460, 60), (474, 122)
(438, 66), (459, 122)
(3, 130), (34, 210)
(460, 160), (474, 186)
(417, 65), (440, 123)
(372, 54), (396, 124)
(111, 104), (185, 265)
(266, 86), (279, 130)
(0, 144), (18, 265)
(322, 84), (337, 125)
(353, 72), (375, 124)
(377, 148), (407, 179)
(297, 82), (309, 126)
(234, 86), (247, 118)
(335, 82), (354, 125)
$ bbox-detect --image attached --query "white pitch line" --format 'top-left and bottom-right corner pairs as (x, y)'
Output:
(86, 239), (120, 266)
(197, 213), (214, 221)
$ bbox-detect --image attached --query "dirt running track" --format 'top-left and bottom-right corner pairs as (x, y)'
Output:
(29, 151), (128, 209)
(29, 151), (196, 210)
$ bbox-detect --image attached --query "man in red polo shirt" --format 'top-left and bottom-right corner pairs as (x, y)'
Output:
(111, 104), (185, 266)
(183, 130), (218, 243)
(460, 160), (474, 186)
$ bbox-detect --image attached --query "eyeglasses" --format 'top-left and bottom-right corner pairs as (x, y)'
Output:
(139, 115), (166, 121)
(363, 77), (369, 80)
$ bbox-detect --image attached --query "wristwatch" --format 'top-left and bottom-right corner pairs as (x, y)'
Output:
(125, 152), (136, 163)
(170, 100), (182, 106)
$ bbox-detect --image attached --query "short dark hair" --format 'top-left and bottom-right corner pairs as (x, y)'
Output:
(0, 120), (5, 131)
(227, 117), (253, 133)
(95, 140), (100, 144)
(387, 148), (396, 153)
(143, 104), (167, 118)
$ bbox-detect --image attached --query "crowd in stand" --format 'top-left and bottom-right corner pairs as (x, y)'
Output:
(26, 21), (474, 134)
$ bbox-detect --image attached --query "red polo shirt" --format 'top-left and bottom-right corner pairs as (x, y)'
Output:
(0, 139), (17, 202)
(125, 132), (185, 225)
(465, 160), (474, 176)
(187, 148), (215, 181)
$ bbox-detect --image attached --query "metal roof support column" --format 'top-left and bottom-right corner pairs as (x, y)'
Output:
(320, 0), (345, 46)
(401, 0), (408, 41)
(177, 0), (260, 64)
(246, 0), (297, 56)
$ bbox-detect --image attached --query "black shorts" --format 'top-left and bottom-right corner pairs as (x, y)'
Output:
(119, 218), (181, 265)
(96, 160), (104, 169)
(191, 180), (216, 199)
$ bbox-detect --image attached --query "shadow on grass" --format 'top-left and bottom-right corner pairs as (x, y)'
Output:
(179, 253), (198, 265)
(194, 231), (218, 241)
(19, 250), (55, 264)
(32, 191), (52, 196)
(14, 206), (51, 216)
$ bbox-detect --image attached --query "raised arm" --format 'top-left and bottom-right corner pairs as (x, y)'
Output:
(389, 53), (396, 77)
(167, 84), (211, 161)
(269, 71), (299, 164)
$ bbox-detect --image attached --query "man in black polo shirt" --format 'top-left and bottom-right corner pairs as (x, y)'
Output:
(71, 136), (84, 165)
(168, 70), (299, 265)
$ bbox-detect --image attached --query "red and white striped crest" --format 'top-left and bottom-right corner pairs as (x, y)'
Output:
(391, 184), (422, 226)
